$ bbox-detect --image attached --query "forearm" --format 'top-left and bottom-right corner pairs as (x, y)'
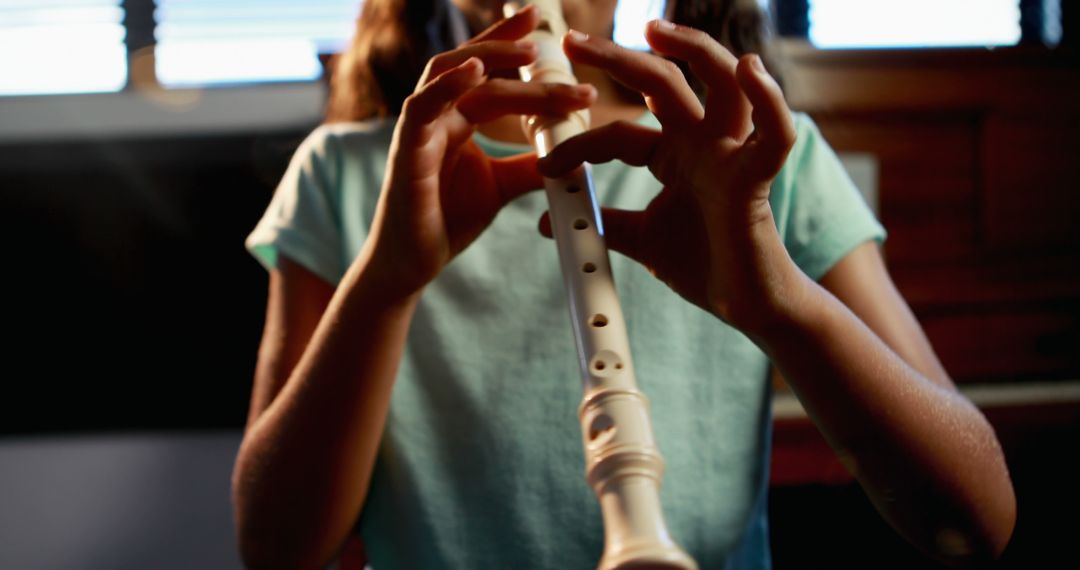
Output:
(747, 266), (1015, 565)
(232, 256), (419, 569)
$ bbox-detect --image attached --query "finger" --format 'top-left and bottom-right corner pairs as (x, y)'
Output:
(400, 58), (485, 140)
(562, 30), (703, 127)
(538, 208), (649, 268)
(538, 120), (661, 177)
(734, 54), (796, 180)
(423, 40), (538, 83)
(645, 20), (752, 139)
(491, 153), (545, 204)
(600, 208), (649, 268)
(456, 80), (596, 124)
(467, 3), (538, 44)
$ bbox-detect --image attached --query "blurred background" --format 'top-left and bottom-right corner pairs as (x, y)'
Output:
(0, 0), (1076, 568)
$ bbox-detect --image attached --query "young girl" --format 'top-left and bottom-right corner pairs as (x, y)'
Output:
(233, 1), (1016, 568)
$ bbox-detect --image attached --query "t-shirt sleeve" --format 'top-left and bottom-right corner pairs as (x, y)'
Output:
(771, 113), (886, 281)
(245, 126), (345, 285)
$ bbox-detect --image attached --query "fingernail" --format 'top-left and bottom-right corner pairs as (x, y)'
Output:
(462, 56), (483, 73)
(515, 39), (536, 51)
(574, 84), (595, 97)
(750, 54), (766, 73)
(652, 19), (676, 31)
(567, 29), (589, 43)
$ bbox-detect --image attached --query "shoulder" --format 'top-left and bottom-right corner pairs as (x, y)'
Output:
(780, 112), (826, 172)
(770, 112), (886, 279)
(298, 117), (398, 163)
(791, 111), (820, 137)
(283, 118), (399, 199)
(772, 112), (851, 196)
(317, 117), (398, 146)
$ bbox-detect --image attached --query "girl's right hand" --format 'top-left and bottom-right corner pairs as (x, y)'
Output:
(360, 5), (596, 298)
(538, 21), (798, 333)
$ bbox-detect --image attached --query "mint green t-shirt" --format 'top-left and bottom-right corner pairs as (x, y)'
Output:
(246, 112), (884, 569)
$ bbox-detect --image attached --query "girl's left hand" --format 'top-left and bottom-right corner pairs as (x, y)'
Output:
(539, 21), (801, 333)
(363, 6), (596, 298)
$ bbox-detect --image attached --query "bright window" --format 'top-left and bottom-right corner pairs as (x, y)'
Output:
(612, 0), (666, 52)
(0, 0), (128, 96)
(153, 0), (360, 87)
(809, 0), (1023, 48)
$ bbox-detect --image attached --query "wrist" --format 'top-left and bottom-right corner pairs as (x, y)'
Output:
(733, 260), (830, 356)
(715, 219), (818, 340)
(343, 241), (427, 310)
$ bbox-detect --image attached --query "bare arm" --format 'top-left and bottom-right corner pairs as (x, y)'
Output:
(232, 254), (418, 568)
(763, 241), (1016, 565)
(245, 256), (333, 431)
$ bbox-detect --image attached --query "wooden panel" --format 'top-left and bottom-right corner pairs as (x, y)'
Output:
(891, 257), (1080, 309)
(814, 115), (980, 264)
(771, 417), (852, 486)
(778, 43), (1080, 386)
(920, 308), (1080, 383)
(781, 44), (1080, 114)
(982, 113), (1080, 251)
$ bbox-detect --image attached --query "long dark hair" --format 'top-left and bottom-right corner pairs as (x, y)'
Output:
(325, 0), (774, 123)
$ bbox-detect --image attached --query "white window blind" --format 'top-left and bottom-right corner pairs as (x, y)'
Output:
(0, 0), (127, 96)
(810, 0), (1022, 48)
(154, 0), (360, 87)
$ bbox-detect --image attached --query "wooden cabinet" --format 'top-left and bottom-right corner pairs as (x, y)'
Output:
(768, 49), (1080, 566)
(781, 43), (1080, 384)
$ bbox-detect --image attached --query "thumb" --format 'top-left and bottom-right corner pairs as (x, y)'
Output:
(537, 208), (649, 269)
(735, 53), (796, 181)
(537, 210), (554, 238)
(492, 152), (545, 205)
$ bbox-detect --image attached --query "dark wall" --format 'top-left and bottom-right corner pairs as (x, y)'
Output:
(773, 44), (1080, 569)
(0, 129), (313, 434)
(782, 45), (1080, 384)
